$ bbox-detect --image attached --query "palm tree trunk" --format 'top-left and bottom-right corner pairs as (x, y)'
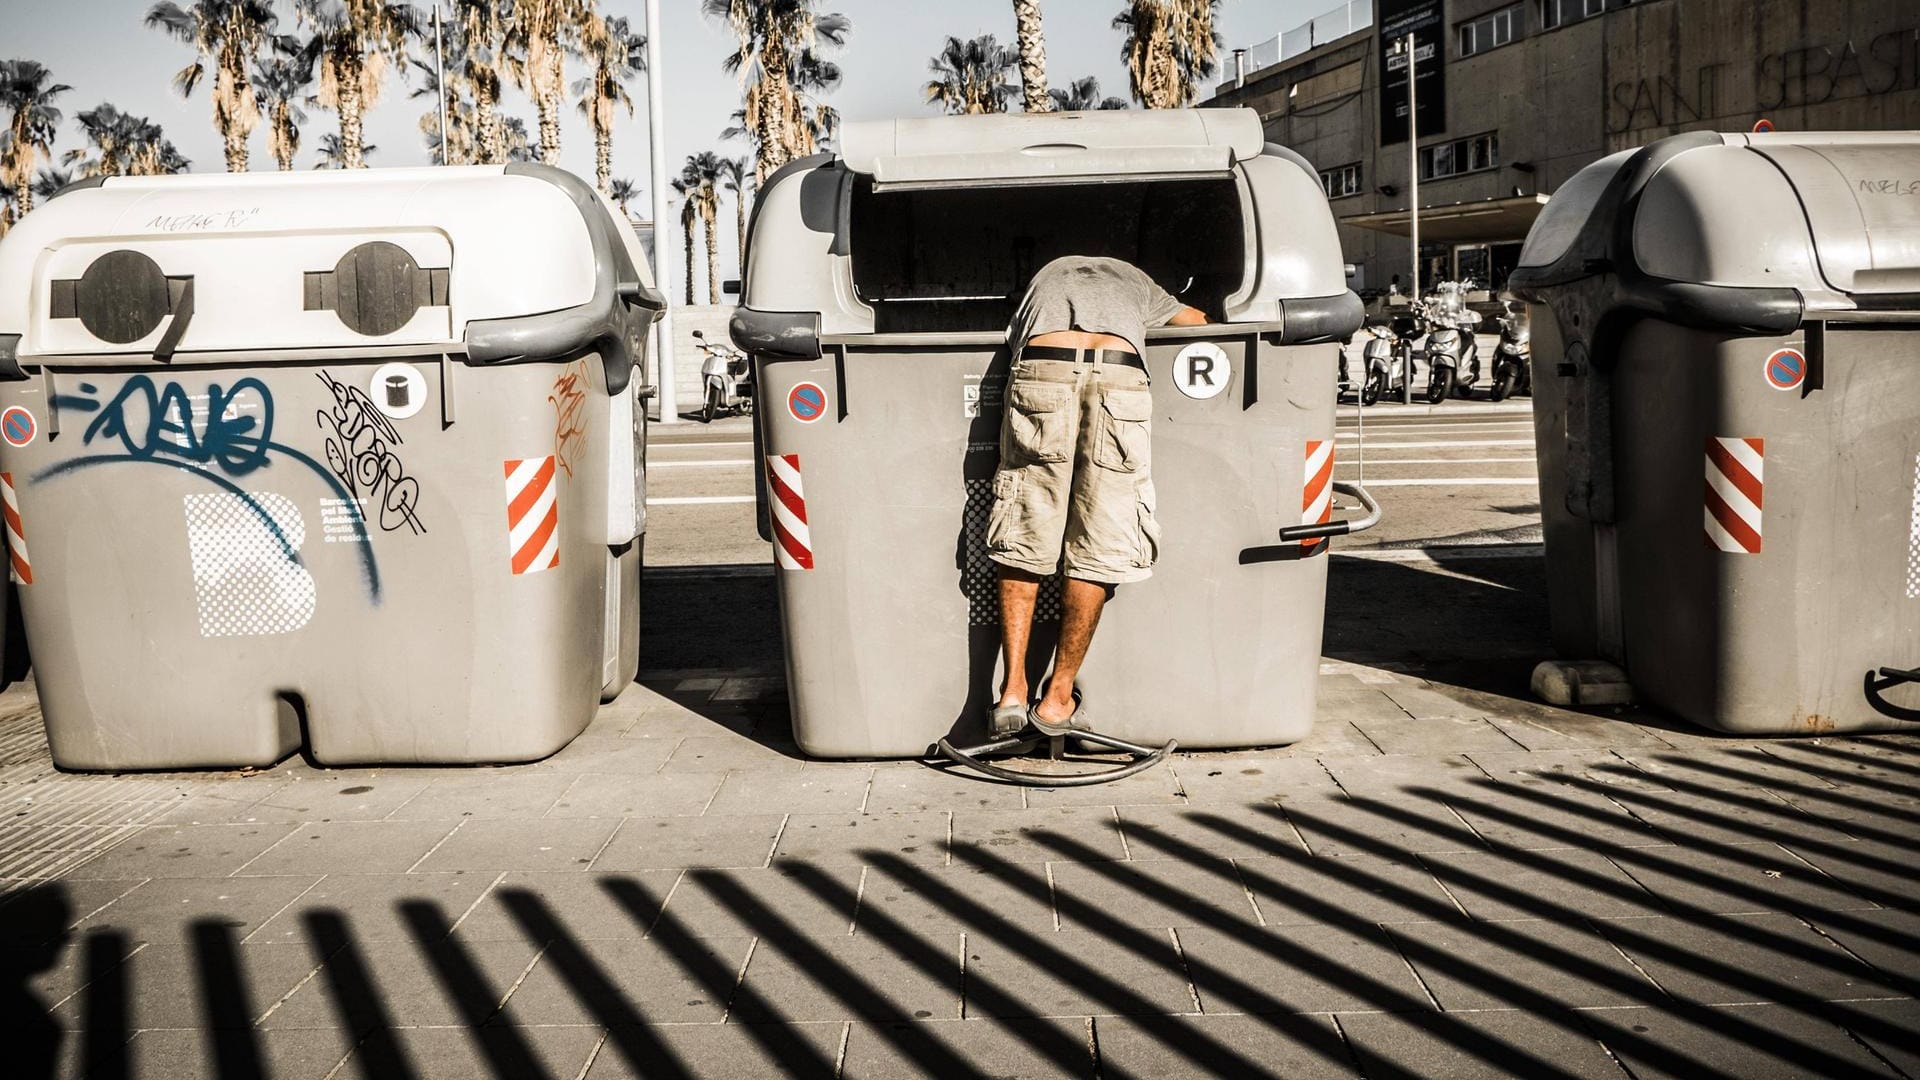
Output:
(1013, 0), (1051, 112)
(12, 178), (30, 218)
(595, 127), (612, 194)
(475, 89), (499, 164)
(683, 222), (696, 305)
(704, 216), (720, 305)
(736, 199), (747, 279)
(224, 123), (249, 172)
(339, 65), (366, 169)
(538, 91), (562, 165)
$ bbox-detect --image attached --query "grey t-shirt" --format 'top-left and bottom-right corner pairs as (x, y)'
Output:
(1006, 256), (1186, 358)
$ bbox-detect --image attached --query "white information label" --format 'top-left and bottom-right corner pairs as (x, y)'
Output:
(369, 362), (429, 420)
(1172, 342), (1232, 400)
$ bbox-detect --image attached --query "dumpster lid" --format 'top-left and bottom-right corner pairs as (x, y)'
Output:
(840, 108), (1265, 191)
(1741, 133), (1920, 296)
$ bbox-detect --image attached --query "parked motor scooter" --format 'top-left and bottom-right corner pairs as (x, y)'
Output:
(693, 330), (755, 422)
(1355, 322), (1400, 406)
(1420, 280), (1483, 404)
(1491, 298), (1532, 402)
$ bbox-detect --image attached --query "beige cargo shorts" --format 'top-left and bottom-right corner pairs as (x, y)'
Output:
(986, 356), (1160, 585)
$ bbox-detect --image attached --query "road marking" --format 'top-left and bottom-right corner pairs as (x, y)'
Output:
(647, 495), (758, 505)
(1335, 421), (1533, 433)
(651, 439), (755, 449)
(1359, 478), (1539, 487)
(649, 459), (754, 468)
(1338, 457), (1536, 466)
(1336, 438), (1535, 449)
(1339, 543), (1544, 561)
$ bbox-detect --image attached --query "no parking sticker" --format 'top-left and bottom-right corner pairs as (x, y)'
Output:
(1172, 342), (1231, 400)
(1, 406), (36, 447)
(1764, 347), (1806, 392)
(787, 381), (827, 423)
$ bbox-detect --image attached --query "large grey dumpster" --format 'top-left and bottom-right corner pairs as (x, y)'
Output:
(1510, 131), (1920, 735)
(0, 164), (662, 769)
(731, 109), (1371, 758)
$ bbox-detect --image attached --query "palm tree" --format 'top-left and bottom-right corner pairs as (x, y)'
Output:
(0, 183), (16, 238)
(31, 164), (71, 201)
(0, 60), (71, 218)
(669, 173), (699, 304)
(449, 0), (508, 163)
(295, 0), (419, 170)
(253, 37), (314, 170)
(608, 176), (639, 216)
(64, 106), (188, 178)
(718, 155), (749, 274)
(573, 12), (645, 195)
(145, 0), (279, 172)
(1012, 0), (1050, 112)
(505, 0), (584, 168)
(501, 114), (535, 162)
(409, 53), (475, 164)
(1049, 75), (1128, 111)
(925, 34), (1016, 116)
(705, 0), (850, 184)
(684, 151), (725, 304)
(314, 130), (378, 167)
(1114, 0), (1221, 109)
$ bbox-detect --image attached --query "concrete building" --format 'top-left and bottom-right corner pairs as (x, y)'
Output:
(1206, 0), (1920, 296)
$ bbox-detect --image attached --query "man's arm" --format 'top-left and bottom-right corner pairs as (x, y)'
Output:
(1166, 305), (1208, 327)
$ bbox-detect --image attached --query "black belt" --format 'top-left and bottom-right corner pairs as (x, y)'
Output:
(1021, 345), (1146, 369)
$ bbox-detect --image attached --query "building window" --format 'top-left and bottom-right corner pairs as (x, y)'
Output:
(1320, 162), (1362, 199)
(1459, 4), (1521, 57)
(1542, 0), (1630, 30)
(1419, 133), (1500, 181)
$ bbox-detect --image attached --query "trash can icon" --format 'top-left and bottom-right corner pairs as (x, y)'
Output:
(1510, 131), (1920, 734)
(733, 109), (1375, 757)
(0, 164), (665, 769)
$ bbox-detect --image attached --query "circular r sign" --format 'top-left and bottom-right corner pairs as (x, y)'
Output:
(1172, 342), (1231, 400)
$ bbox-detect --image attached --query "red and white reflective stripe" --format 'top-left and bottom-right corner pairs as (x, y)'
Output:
(1, 472), (29, 585)
(1704, 436), (1764, 554)
(1301, 439), (1334, 546)
(766, 453), (814, 570)
(504, 456), (560, 575)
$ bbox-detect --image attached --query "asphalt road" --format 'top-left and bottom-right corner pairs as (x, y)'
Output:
(642, 399), (1542, 567)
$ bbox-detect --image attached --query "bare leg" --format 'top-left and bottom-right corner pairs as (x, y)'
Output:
(1035, 577), (1110, 723)
(996, 567), (1043, 709)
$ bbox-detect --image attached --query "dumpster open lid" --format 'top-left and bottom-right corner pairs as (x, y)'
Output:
(1741, 132), (1920, 296)
(840, 109), (1265, 191)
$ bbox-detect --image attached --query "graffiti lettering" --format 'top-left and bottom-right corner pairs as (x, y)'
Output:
(315, 372), (426, 534)
(1858, 178), (1920, 196)
(143, 208), (262, 232)
(550, 359), (589, 480)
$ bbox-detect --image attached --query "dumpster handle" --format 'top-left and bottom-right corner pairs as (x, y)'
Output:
(1863, 666), (1920, 724)
(1277, 481), (1380, 543)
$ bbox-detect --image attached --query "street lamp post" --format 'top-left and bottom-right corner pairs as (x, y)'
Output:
(1401, 32), (1419, 405)
(645, 0), (679, 424)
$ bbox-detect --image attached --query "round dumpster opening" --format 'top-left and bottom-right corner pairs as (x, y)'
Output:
(76, 249), (170, 344)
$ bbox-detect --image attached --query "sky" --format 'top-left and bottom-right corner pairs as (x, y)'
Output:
(6, 0), (1324, 299)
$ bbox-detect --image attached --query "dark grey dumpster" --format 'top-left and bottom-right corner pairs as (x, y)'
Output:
(732, 109), (1373, 758)
(1510, 130), (1920, 735)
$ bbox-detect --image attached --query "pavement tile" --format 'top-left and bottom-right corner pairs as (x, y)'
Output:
(545, 772), (724, 818)
(1093, 1013), (1355, 1078)
(500, 934), (752, 1025)
(949, 807), (1127, 864)
(1381, 918), (1661, 1010)
(1464, 749), (1663, 792)
(1803, 908), (1920, 998)
(245, 776), (436, 821)
(661, 735), (805, 773)
(141, 779), (296, 825)
(1834, 997), (1920, 1079)
(1049, 857), (1258, 933)
(50, 940), (322, 1030)
(0, 878), (146, 947)
(1181, 922), (1430, 1015)
(708, 769), (874, 815)
(735, 931), (963, 1023)
(1337, 1008), (1630, 1080)
(863, 766), (1026, 814)
(72, 876), (323, 945)
(772, 811), (950, 867)
(586, 1021), (845, 1079)
(844, 1017), (1092, 1078)
(63, 823), (299, 880)
(1614, 748), (1840, 796)
(262, 934), (540, 1029)
(246, 872), (495, 945)
(620, 704), (757, 739)
(1118, 803), (1311, 862)
(1377, 686), (1490, 723)
(412, 817), (620, 873)
(591, 814), (782, 871)
(334, 1024), (606, 1080)
(854, 864), (1054, 935)
(1024, 764), (1185, 807)
(1486, 712), (1674, 751)
(385, 773), (578, 820)
(1604, 844), (1880, 916)
(0, 927), (141, 1018)
(1585, 1002), (1902, 1080)
(1592, 912), (1905, 1006)
(659, 865), (864, 939)
(1319, 755), (1489, 798)
(1777, 838), (1915, 911)
(236, 820), (460, 876)
(1170, 757), (1338, 802)
(1316, 687), (1415, 725)
(124, 1027), (360, 1080)
(531, 735), (681, 775)
(1349, 716), (1522, 756)
(1266, 719), (1383, 758)
(449, 871), (674, 941)
(1441, 782), (1670, 852)
(962, 931), (1196, 1018)
(1416, 848), (1662, 921)
(1236, 852), (1462, 927)
(1279, 794), (1484, 858)
(1760, 740), (1920, 785)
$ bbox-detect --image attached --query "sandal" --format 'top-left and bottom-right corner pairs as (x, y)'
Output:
(1028, 688), (1091, 738)
(989, 702), (1029, 738)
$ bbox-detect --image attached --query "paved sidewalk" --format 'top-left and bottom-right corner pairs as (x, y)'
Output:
(1, 555), (1916, 1079)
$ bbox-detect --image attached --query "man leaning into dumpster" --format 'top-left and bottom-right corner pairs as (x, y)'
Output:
(986, 256), (1208, 737)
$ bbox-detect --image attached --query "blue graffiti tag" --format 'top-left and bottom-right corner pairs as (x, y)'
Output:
(39, 374), (382, 601)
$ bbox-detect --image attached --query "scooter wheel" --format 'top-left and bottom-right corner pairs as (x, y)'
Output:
(1426, 368), (1454, 405)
